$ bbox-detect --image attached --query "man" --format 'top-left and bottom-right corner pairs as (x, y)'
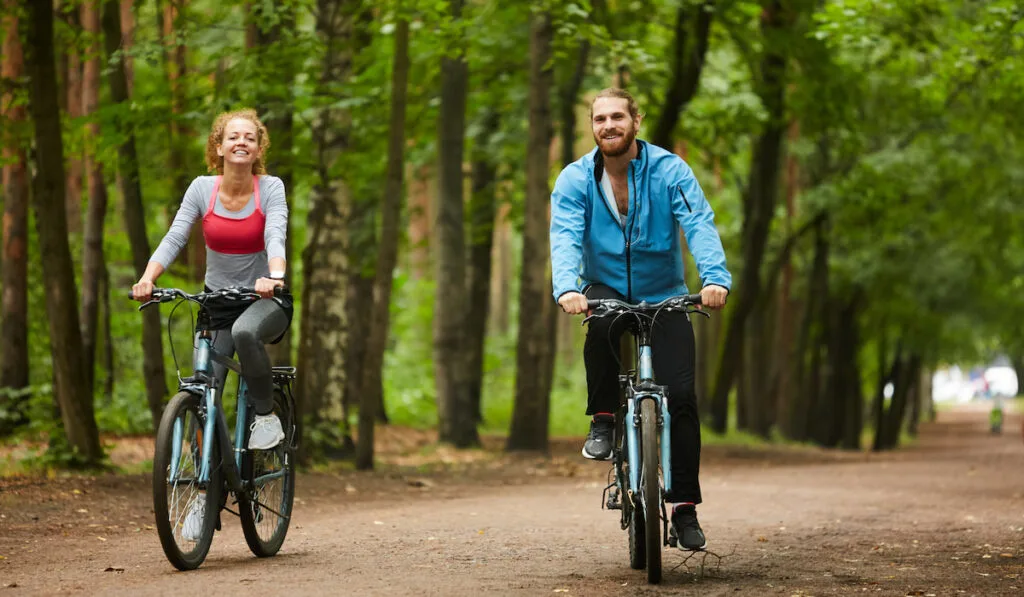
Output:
(549, 88), (731, 551)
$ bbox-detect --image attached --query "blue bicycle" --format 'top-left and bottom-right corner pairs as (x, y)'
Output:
(586, 293), (707, 584)
(133, 287), (297, 570)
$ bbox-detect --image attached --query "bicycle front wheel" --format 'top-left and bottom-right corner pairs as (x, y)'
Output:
(640, 398), (662, 584)
(239, 388), (296, 557)
(153, 391), (223, 571)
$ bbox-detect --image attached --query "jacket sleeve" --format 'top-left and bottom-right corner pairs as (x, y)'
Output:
(669, 161), (732, 291)
(150, 177), (204, 268)
(550, 166), (587, 301)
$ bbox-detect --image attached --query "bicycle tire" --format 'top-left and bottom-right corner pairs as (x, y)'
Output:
(622, 411), (645, 570)
(640, 398), (662, 584)
(153, 391), (223, 571)
(239, 388), (296, 557)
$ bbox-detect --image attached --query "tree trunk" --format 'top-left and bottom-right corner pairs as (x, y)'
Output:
(64, 6), (83, 235)
(871, 336), (896, 452)
(21, 0), (102, 463)
(1, 5), (31, 432)
(79, 0), (107, 392)
(489, 203), (512, 334)
(465, 108), (500, 425)
(357, 17), (410, 470)
(708, 0), (793, 433)
(119, 0), (134, 93)
(158, 0), (202, 282)
(649, 0), (713, 149)
(878, 353), (922, 450)
(248, 0), (296, 365)
(508, 12), (554, 452)
(833, 297), (863, 449)
(100, 262), (115, 399)
(433, 0), (477, 448)
(786, 219), (827, 442)
(103, 0), (166, 428)
(407, 165), (432, 280)
(297, 0), (359, 461)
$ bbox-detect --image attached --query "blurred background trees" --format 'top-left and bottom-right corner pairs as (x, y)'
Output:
(1, 0), (1021, 468)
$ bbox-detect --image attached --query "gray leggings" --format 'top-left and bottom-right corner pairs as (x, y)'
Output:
(199, 298), (289, 415)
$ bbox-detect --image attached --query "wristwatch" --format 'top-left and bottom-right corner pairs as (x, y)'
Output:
(269, 271), (286, 280)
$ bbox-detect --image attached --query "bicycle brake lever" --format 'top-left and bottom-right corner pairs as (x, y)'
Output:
(689, 308), (711, 319)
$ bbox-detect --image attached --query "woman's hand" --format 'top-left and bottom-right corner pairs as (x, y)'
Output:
(255, 277), (285, 298)
(132, 279), (154, 302)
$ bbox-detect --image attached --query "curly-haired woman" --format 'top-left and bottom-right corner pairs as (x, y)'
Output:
(132, 108), (292, 454)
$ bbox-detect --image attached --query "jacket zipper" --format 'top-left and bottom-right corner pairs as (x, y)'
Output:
(596, 173), (632, 301)
(625, 166), (639, 302)
(677, 185), (693, 213)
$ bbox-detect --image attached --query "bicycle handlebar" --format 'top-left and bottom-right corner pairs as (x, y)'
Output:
(585, 293), (702, 312)
(128, 286), (285, 306)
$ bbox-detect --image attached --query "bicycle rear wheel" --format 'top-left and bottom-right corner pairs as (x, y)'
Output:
(153, 391), (223, 570)
(239, 388), (296, 557)
(640, 398), (662, 584)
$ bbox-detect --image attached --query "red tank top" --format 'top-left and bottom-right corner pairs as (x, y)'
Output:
(203, 175), (266, 254)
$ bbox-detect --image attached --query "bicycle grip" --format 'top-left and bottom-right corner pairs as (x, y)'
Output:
(684, 293), (702, 305)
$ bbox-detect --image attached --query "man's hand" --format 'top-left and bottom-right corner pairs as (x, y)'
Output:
(558, 291), (589, 315)
(700, 284), (728, 310)
(255, 277), (285, 299)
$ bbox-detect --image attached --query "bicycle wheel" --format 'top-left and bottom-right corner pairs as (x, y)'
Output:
(627, 485), (646, 569)
(153, 391), (223, 570)
(239, 388), (296, 557)
(639, 398), (662, 584)
(622, 413), (645, 570)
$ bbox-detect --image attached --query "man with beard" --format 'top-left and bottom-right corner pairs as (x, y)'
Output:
(550, 88), (731, 551)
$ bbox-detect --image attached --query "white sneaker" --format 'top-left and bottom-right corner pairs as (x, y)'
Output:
(248, 413), (285, 450)
(182, 493), (206, 542)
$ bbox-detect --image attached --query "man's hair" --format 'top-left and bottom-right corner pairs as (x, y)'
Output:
(591, 88), (640, 120)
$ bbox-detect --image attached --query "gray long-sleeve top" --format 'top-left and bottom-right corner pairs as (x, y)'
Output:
(150, 175), (288, 291)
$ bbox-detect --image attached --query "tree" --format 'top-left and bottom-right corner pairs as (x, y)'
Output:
(708, 0), (801, 434)
(79, 0), (110, 392)
(297, 0), (360, 460)
(103, 0), (166, 427)
(433, 0), (478, 447)
(1, 2), (30, 432)
(507, 10), (554, 452)
(357, 12), (410, 470)
(21, 0), (102, 463)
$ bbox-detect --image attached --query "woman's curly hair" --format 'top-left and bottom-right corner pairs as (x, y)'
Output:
(204, 109), (270, 175)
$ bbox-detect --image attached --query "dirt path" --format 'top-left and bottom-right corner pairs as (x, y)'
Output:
(2, 408), (1023, 596)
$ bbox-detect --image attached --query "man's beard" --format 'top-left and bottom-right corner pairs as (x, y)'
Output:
(594, 125), (636, 158)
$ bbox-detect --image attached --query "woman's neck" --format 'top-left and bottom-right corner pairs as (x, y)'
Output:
(221, 163), (253, 197)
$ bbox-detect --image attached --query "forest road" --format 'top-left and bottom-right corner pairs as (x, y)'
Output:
(1, 406), (1023, 596)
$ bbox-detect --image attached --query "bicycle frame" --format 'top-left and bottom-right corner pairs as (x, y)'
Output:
(621, 327), (673, 498)
(170, 326), (260, 497)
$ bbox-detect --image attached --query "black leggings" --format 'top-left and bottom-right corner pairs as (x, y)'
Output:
(200, 298), (289, 415)
(583, 284), (702, 504)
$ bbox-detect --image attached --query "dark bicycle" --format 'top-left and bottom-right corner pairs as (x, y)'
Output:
(586, 293), (707, 584)
(132, 287), (298, 570)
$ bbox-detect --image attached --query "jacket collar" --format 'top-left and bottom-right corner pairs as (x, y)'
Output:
(593, 139), (646, 183)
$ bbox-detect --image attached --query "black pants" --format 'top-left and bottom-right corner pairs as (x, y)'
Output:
(583, 284), (702, 504)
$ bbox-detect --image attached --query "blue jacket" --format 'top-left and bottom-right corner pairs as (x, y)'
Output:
(550, 140), (731, 302)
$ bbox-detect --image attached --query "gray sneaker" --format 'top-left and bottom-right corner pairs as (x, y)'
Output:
(248, 413), (284, 450)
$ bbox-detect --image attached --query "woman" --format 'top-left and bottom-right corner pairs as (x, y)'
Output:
(132, 109), (291, 452)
